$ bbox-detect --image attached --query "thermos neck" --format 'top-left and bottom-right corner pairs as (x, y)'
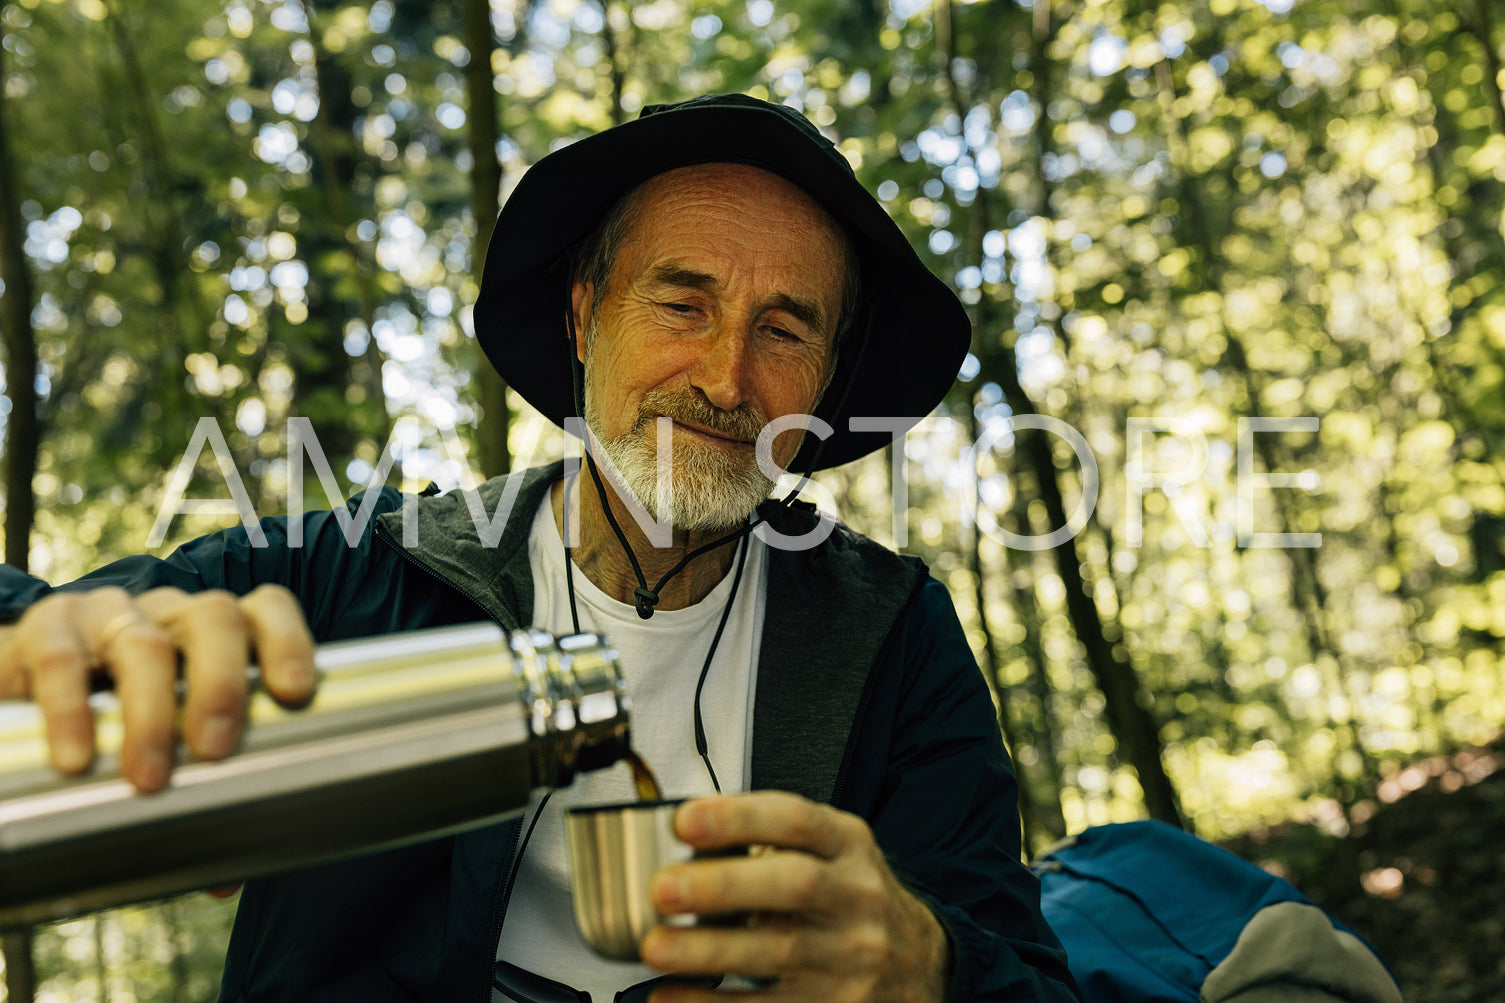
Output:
(509, 629), (630, 789)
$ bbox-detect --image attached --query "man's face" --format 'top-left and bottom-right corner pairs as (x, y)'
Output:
(573, 163), (848, 532)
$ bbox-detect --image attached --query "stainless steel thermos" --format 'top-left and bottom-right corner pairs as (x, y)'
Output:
(0, 623), (628, 927)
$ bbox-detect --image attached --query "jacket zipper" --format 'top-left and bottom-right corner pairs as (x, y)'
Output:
(483, 823), (526, 1001)
(828, 570), (930, 810)
(372, 520), (521, 1003)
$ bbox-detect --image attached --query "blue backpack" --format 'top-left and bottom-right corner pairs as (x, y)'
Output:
(1033, 821), (1404, 1003)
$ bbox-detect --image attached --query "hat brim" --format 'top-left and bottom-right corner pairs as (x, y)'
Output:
(474, 97), (970, 471)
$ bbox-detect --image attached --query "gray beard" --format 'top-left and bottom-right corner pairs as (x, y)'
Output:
(583, 390), (775, 533)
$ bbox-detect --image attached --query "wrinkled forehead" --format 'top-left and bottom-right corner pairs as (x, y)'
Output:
(618, 162), (852, 293)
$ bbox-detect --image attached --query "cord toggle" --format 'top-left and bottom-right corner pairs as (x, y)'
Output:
(633, 587), (660, 619)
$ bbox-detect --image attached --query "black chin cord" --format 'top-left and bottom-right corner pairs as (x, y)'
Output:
(562, 461), (747, 793)
(691, 532), (750, 793)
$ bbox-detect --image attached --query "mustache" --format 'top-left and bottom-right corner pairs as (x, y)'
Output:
(632, 389), (766, 443)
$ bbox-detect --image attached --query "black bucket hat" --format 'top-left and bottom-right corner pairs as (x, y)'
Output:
(473, 93), (971, 471)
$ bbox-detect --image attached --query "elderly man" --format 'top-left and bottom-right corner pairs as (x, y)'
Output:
(0, 95), (1078, 1001)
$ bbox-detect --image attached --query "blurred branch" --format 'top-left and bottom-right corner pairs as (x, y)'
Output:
(1006, 515), (1069, 847)
(102, 0), (210, 338)
(937, 0), (1070, 847)
(164, 899), (187, 1003)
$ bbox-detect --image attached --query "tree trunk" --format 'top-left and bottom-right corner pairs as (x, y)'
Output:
(0, 30), (38, 574)
(2, 930), (35, 1003)
(936, 0), (1172, 827)
(103, 0), (212, 440)
(1009, 515), (1069, 845)
(465, 0), (510, 479)
(304, 0), (391, 464)
(602, 1), (630, 126)
(966, 400), (1038, 848)
(1015, 0), (1183, 827)
(1002, 384), (1185, 827)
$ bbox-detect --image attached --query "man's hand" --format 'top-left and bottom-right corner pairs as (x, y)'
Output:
(641, 791), (952, 1003)
(0, 584), (316, 793)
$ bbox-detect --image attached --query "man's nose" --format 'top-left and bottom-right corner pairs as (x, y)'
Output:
(691, 326), (752, 411)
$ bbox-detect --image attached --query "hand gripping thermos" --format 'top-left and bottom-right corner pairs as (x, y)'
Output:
(0, 623), (628, 927)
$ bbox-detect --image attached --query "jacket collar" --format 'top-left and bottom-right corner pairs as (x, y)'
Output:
(375, 461), (563, 630)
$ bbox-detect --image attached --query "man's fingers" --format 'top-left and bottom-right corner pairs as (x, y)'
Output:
(136, 585), (315, 759)
(20, 599), (97, 775)
(5, 584), (317, 791)
(20, 588), (181, 787)
(653, 852), (840, 918)
(674, 792), (858, 859)
(237, 585), (316, 706)
(641, 919), (861, 979)
(138, 588), (249, 759)
(84, 600), (179, 792)
(0, 626), (28, 700)
(159, 590), (252, 760)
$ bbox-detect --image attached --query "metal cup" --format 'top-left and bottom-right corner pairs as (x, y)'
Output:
(564, 798), (691, 961)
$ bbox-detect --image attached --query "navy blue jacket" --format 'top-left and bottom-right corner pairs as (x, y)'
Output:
(0, 464), (1079, 1002)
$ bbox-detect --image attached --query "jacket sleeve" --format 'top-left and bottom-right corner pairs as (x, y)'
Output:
(0, 489), (405, 634)
(867, 577), (1082, 1002)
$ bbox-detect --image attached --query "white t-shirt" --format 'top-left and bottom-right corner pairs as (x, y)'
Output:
(494, 483), (768, 998)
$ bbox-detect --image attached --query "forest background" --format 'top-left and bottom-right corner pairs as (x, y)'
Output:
(0, 0), (1503, 998)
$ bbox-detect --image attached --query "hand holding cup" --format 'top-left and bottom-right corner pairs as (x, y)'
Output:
(631, 792), (952, 1003)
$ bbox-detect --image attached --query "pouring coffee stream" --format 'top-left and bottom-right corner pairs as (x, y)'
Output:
(625, 748), (665, 803)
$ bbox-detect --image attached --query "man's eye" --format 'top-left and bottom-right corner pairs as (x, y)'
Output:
(661, 303), (696, 314)
(766, 326), (799, 342)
